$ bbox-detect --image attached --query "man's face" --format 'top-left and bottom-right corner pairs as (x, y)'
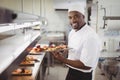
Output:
(68, 11), (85, 31)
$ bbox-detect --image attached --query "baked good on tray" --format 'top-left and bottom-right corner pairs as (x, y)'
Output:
(20, 59), (34, 66)
(12, 68), (32, 76)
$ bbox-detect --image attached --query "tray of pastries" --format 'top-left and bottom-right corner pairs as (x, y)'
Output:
(29, 48), (43, 55)
(19, 59), (35, 66)
(29, 44), (70, 54)
(29, 44), (47, 55)
(45, 44), (71, 52)
(24, 55), (40, 62)
(12, 68), (32, 76)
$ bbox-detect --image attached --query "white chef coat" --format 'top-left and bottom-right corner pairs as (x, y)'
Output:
(67, 24), (102, 72)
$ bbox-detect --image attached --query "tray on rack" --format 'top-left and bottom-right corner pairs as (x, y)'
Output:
(29, 52), (43, 55)
(19, 61), (35, 66)
(12, 68), (32, 76)
(24, 56), (40, 62)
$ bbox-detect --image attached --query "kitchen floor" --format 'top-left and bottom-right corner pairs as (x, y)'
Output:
(94, 66), (108, 80)
(45, 63), (68, 80)
(45, 63), (108, 80)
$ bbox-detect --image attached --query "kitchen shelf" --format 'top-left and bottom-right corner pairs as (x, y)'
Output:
(0, 7), (43, 79)
(0, 24), (14, 33)
(0, 29), (41, 73)
(0, 21), (42, 80)
(0, 21), (40, 33)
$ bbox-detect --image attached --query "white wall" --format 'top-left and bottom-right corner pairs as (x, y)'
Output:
(0, 0), (40, 15)
(45, 0), (70, 31)
(0, 0), (21, 11)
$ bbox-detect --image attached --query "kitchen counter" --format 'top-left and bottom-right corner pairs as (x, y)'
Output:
(99, 57), (120, 80)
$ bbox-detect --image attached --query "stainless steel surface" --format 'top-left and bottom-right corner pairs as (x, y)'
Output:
(0, 30), (40, 74)
(103, 16), (120, 20)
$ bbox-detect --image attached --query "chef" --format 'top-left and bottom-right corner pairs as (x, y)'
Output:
(52, 3), (102, 80)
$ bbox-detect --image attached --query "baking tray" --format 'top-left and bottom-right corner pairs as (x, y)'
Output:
(12, 69), (32, 76)
(19, 61), (34, 66)
(29, 52), (43, 55)
(29, 48), (72, 55)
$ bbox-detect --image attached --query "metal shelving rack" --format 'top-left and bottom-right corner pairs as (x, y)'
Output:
(0, 21), (41, 80)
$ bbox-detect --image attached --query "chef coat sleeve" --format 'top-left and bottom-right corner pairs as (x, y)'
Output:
(80, 36), (100, 67)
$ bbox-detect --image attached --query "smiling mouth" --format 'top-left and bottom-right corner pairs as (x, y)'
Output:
(72, 23), (78, 27)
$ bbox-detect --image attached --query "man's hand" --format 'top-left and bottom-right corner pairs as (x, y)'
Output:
(51, 51), (66, 62)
